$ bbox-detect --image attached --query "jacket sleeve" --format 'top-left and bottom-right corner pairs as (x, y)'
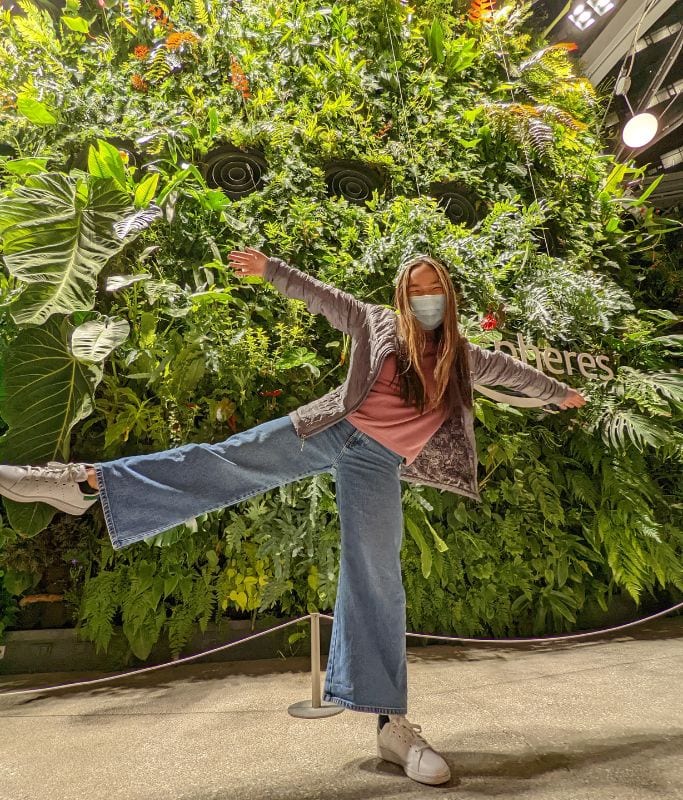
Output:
(466, 341), (571, 404)
(264, 256), (368, 336)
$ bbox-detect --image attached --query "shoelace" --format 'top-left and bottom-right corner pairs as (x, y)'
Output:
(24, 461), (86, 483)
(390, 717), (431, 753)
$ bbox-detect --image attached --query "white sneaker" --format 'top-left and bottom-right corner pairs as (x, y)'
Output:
(0, 461), (99, 515)
(377, 714), (451, 785)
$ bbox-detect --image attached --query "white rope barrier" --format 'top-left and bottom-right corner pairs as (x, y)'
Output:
(0, 614), (309, 698)
(0, 602), (681, 700)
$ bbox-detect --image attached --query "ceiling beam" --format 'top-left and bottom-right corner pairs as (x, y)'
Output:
(580, 0), (678, 86)
(636, 25), (683, 111)
(643, 171), (683, 207)
(645, 103), (683, 149)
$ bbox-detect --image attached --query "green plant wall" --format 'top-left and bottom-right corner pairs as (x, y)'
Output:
(0, 0), (681, 660)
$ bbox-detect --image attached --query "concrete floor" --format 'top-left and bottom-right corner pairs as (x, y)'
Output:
(0, 615), (681, 800)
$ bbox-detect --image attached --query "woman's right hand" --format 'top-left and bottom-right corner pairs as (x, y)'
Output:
(557, 388), (587, 409)
(227, 247), (269, 279)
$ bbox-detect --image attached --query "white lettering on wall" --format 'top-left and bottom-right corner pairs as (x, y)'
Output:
(494, 332), (614, 381)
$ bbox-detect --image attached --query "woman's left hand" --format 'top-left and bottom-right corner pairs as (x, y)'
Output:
(557, 388), (587, 409)
(227, 247), (269, 279)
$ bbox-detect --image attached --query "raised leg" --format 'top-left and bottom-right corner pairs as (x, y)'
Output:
(93, 415), (337, 550)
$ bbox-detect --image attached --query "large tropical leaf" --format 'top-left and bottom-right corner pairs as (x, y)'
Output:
(0, 316), (103, 535)
(0, 172), (134, 326)
(70, 316), (131, 362)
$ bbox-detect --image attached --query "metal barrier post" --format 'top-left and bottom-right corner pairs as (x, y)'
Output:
(287, 612), (344, 718)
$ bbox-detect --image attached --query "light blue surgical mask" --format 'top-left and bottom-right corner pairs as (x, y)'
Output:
(409, 294), (445, 330)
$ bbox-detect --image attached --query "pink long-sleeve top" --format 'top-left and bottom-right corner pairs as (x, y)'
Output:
(346, 331), (450, 465)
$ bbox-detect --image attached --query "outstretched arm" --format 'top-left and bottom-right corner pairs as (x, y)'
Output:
(467, 341), (576, 406)
(228, 248), (368, 336)
(264, 257), (369, 336)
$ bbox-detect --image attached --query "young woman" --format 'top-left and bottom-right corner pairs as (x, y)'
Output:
(0, 247), (586, 786)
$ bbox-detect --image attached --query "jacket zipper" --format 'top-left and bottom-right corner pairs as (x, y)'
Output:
(298, 344), (395, 452)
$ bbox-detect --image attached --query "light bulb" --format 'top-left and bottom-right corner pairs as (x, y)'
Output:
(622, 113), (659, 148)
(588, 0), (615, 14)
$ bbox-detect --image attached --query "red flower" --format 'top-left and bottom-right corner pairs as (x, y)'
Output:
(480, 311), (498, 330)
(258, 389), (283, 397)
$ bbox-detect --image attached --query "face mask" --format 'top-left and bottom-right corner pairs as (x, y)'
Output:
(409, 294), (445, 330)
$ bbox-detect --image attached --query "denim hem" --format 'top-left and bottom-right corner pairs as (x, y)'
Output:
(322, 692), (407, 715)
(92, 461), (319, 551)
(92, 464), (122, 550)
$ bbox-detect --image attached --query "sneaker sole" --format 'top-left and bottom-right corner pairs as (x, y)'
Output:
(0, 484), (98, 516)
(377, 744), (451, 785)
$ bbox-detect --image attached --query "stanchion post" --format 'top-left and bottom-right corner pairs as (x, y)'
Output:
(287, 613), (345, 718)
(311, 611), (321, 708)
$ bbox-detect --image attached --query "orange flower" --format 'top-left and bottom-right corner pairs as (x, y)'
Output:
(468, 0), (495, 23)
(375, 119), (393, 138)
(146, 3), (166, 20)
(165, 30), (199, 49)
(229, 55), (251, 100)
(133, 44), (149, 60)
(144, 1), (172, 27)
(131, 74), (149, 92)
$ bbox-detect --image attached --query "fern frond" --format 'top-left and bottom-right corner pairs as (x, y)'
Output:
(518, 42), (578, 73)
(145, 47), (173, 83)
(526, 116), (555, 160)
(566, 470), (598, 511)
(78, 570), (121, 655)
(15, 0), (56, 47)
(533, 103), (587, 131)
(193, 0), (209, 26)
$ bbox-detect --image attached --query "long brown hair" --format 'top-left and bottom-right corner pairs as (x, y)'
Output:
(392, 254), (472, 416)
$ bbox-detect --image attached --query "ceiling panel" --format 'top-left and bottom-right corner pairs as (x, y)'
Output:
(528, 0), (683, 208)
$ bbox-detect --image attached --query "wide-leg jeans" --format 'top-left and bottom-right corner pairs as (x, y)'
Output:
(92, 415), (409, 715)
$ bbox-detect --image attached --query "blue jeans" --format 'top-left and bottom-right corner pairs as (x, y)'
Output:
(93, 415), (409, 715)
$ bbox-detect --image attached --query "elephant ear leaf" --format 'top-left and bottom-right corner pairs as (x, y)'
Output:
(70, 316), (130, 362)
(0, 316), (103, 536)
(0, 172), (135, 326)
(114, 203), (163, 238)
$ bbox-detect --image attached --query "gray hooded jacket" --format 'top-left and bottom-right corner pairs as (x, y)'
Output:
(264, 257), (571, 502)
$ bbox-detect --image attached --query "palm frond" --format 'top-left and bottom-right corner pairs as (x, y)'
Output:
(601, 403), (680, 454)
(617, 367), (683, 415)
